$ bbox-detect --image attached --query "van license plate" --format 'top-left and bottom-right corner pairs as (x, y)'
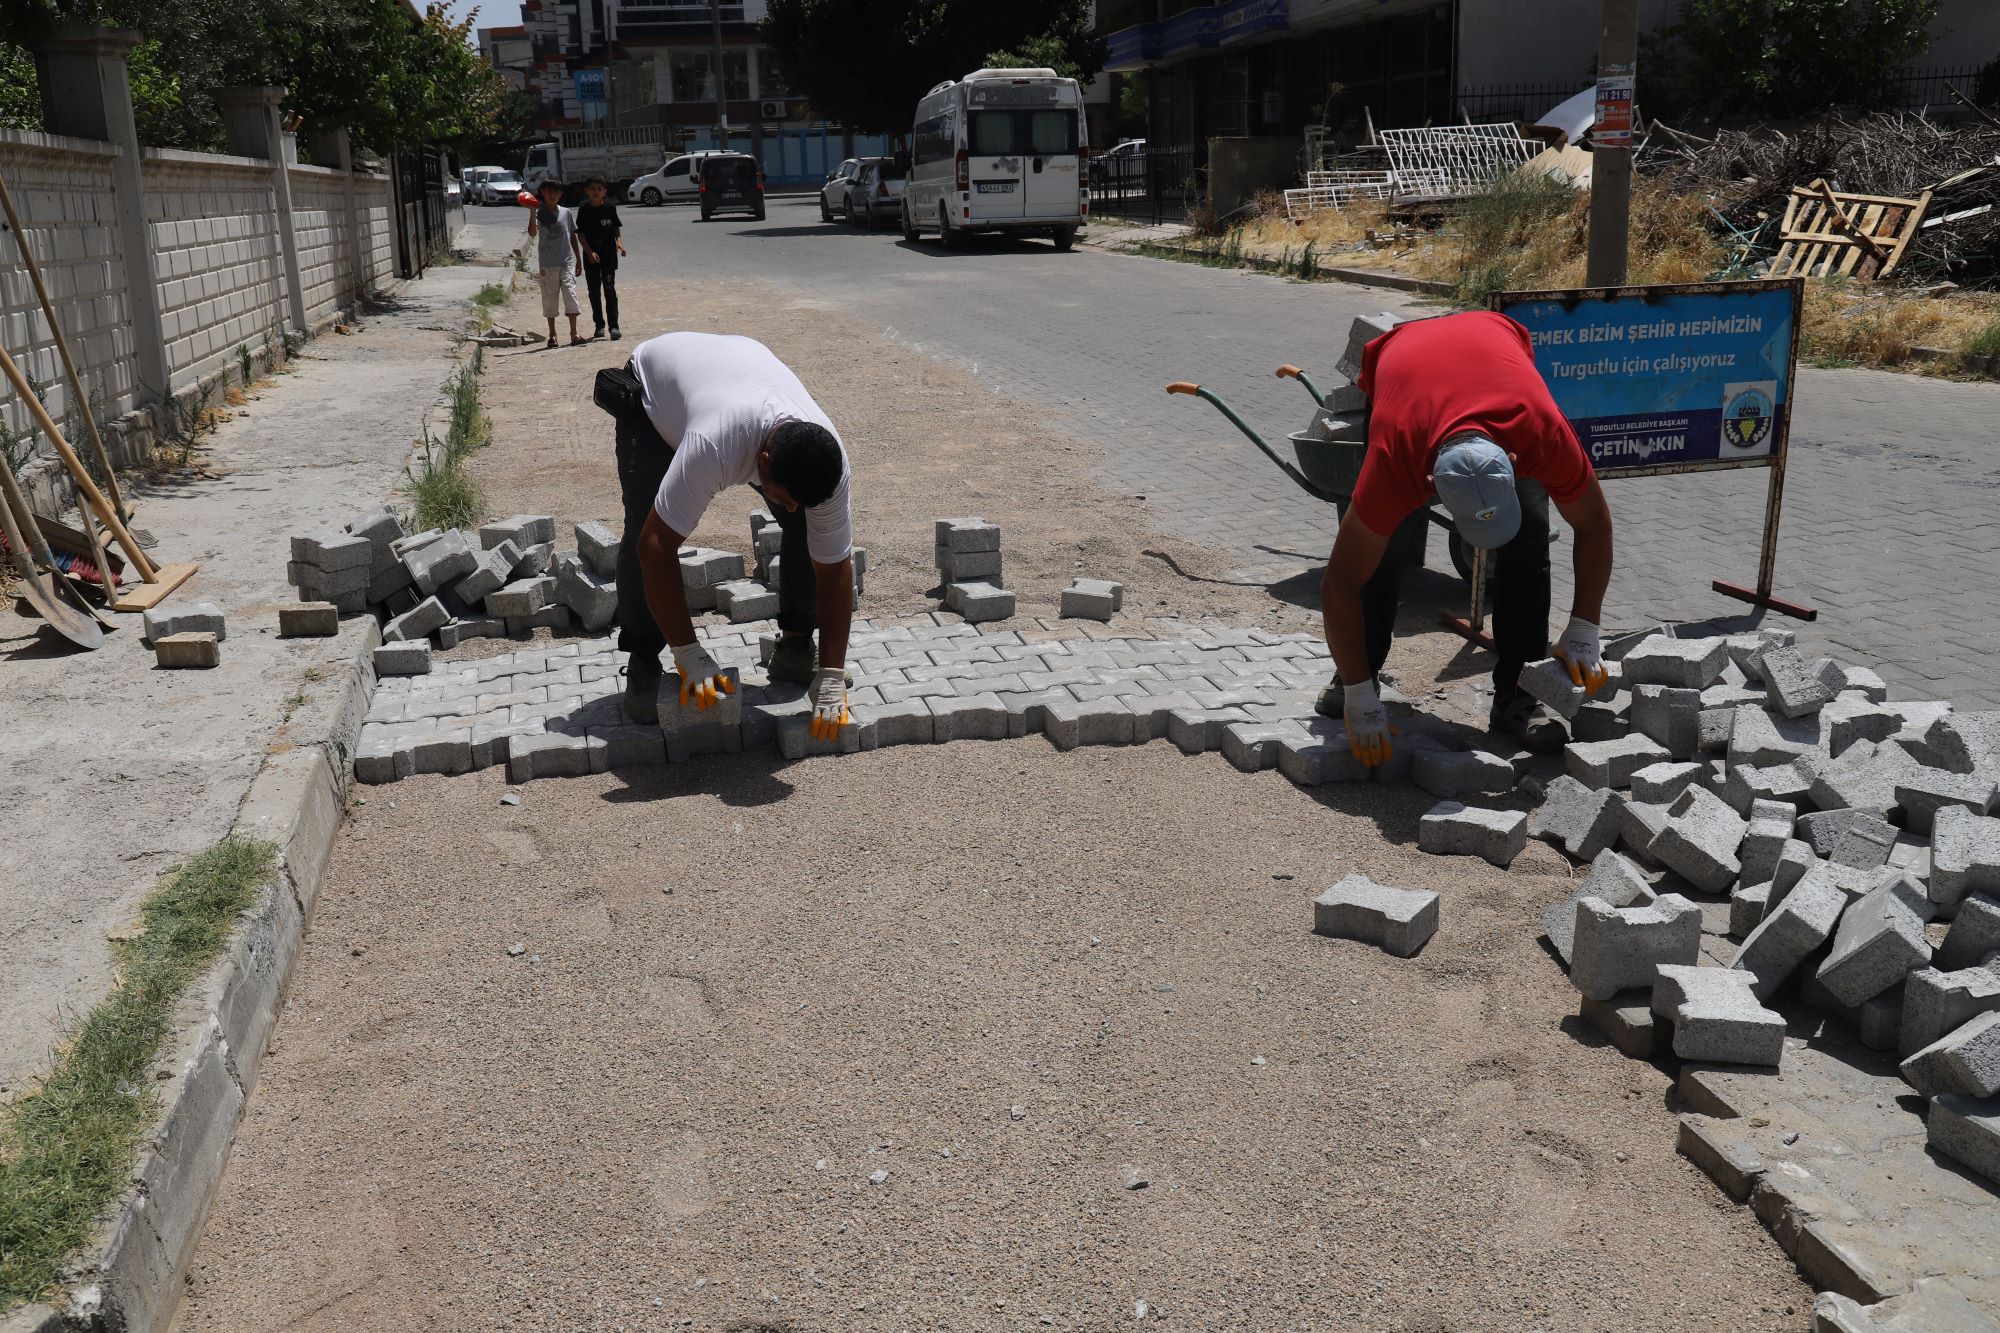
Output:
(975, 182), (1015, 194)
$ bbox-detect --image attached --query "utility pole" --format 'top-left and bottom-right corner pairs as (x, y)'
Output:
(1585, 0), (1638, 287)
(710, 0), (728, 149)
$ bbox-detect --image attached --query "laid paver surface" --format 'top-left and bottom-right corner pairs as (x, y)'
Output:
(483, 203), (2000, 708)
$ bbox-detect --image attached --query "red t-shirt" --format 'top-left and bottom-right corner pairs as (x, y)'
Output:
(1350, 310), (1593, 536)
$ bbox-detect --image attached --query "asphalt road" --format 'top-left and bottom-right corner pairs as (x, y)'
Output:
(471, 197), (2000, 708)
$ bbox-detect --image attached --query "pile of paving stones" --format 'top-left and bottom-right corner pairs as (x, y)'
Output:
(1420, 627), (2000, 1193)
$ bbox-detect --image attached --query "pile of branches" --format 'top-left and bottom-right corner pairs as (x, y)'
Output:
(1641, 109), (2000, 283)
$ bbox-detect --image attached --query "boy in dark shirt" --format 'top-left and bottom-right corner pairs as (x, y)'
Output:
(576, 178), (626, 340)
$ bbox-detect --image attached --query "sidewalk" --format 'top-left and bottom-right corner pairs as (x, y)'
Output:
(0, 260), (492, 1101)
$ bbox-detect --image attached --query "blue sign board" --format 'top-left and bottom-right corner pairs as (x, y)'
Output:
(1217, 0), (1289, 44)
(1494, 281), (1801, 475)
(574, 67), (607, 106)
(1105, 22), (1162, 71)
(1160, 6), (1220, 57)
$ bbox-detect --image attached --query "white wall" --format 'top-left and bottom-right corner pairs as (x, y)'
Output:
(1455, 0), (1678, 94)
(1924, 0), (2000, 73)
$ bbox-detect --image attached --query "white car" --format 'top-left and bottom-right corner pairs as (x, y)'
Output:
(481, 171), (523, 205)
(628, 152), (723, 206)
(1091, 138), (1147, 186)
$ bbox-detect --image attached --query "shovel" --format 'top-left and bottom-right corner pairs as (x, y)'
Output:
(0, 443), (107, 648)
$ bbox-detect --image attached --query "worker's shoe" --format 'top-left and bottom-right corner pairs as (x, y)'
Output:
(767, 634), (816, 686)
(1489, 689), (1567, 754)
(1314, 678), (1344, 720)
(622, 653), (662, 724)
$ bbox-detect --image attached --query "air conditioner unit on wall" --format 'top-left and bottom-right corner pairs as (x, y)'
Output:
(760, 99), (786, 119)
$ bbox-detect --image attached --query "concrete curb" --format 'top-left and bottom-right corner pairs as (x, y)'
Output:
(1, 1307), (64, 1333)
(54, 615), (381, 1333)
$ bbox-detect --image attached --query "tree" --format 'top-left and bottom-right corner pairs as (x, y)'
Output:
(1653, 0), (1943, 117)
(761, 0), (1105, 133)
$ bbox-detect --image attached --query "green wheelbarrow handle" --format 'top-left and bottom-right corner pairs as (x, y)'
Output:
(1165, 380), (1348, 506)
(1273, 364), (1327, 406)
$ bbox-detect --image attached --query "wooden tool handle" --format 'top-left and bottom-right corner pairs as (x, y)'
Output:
(0, 339), (158, 581)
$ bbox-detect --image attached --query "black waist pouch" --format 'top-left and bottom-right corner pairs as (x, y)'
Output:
(594, 364), (646, 421)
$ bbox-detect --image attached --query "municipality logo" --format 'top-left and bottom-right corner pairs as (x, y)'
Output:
(1721, 381), (1776, 451)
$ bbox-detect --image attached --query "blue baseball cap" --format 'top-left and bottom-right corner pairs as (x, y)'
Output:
(1432, 435), (1520, 549)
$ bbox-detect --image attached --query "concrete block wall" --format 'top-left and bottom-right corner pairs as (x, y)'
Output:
(286, 165), (347, 329)
(0, 129), (139, 442)
(142, 150), (290, 389)
(359, 177), (395, 282)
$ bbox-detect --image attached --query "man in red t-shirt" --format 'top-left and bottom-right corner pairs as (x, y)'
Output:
(1319, 311), (1616, 766)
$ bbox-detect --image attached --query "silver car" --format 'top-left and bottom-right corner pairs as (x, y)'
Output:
(847, 158), (907, 228)
(818, 158), (861, 222)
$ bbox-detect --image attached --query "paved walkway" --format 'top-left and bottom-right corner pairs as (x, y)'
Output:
(0, 263), (489, 1095)
(566, 203), (2000, 708)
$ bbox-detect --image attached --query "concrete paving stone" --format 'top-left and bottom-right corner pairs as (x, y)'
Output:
(1222, 719), (1313, 773)
(1618, 798), (1671, 868)
(1732, 865), (1852, 1000)
(506, 605), (573, 638)
(410, 732), (472, 775)
(1760, 645), (1834, 719)
(1701, 682), (1768, 712)
(1896, 771), (1997, 834)
(1926, 711), (2000, 782)
(1797, 808), (1891, 857)
(1569, 892), (1703, 1001)
(1652, 964), (1787, 1066)
(1275, 724), (1373, 786)
(1902, 1010), (2000, 1099)
(1740, 799), (1797, 885)
(589, 723), (666, 768)
(390, 527), (443, 558)
(1418, 801), (1527, 867)
(935, 547), (1003, 583)
(553, 554), (619, 633)
(1632, 684), (1703, 758)
(1565, 733), (1671, 789)
(372, 642), (432, 677)
(277, 602), (339, 637)
(1630, 760), (1708, 804)
(1530, 775), (1627, 861)
(1899, 961), (2000, 1057)
(934, 518), (1000, 554)
(1622, 635), (1730, 689)
(1335, 311), (1400, 379)
(880, 678), (957, 705)
(468, 722), (534, 770)
(777, 713), (862, 759)
(1698, 706), (1735, 754)
(1652, 783), (1749, 894)
(1541, 854), (1656, 970)
(1811, 739), (1926, 821)
(403, 528), (476, 595)
(1928, 805), (2000, 917)
(1579, 989), (1656, 1057)
(1831, 820), (1898, 870)
(1926, 1094), (2000, 1193)
(1570, 697), (1629, 743)
(366, 559), (415, 606)
(1718, 756), (1818, 815)
(1166, 705), (1254, 755)
(1820, 695), (1902, 759)
(512, 541), (555, 579)
(1518, 657), (1587, 719)
(575, 521), (619, 578)
(451, 539), (520, 606)
(1731, 876), (1776, 937)
(288, 560), (372, 597)
(289, 529), (373, 571)
(944, 581), (1014, 623)
(141, 602), (227, 644)
(1723, 630), (1790, 685)
(507, 730), (599, 782)
(151, 630), (219, 669)
(1368, 731), (1447, 786)
(1059, 579), (1122, 621)
(1937, 894), (2000, 972)
(1728, 706), (1826, 769)
(346, 506), (405, 550)
(1411, 747), (1515, 798)
(927, 692), (1008, 742)
(1312, 872), (1438, 958)
(1816, 878), (1936, 1006)
(1041, 697), (1137, 750)
(478, 514), (555, 550)
(1119, 690), (1197, 741)
(352, 726), (413, 785)
(383, 595), (449, 643)
(716, 579), (781, 624)
(864, 700), (936, 748)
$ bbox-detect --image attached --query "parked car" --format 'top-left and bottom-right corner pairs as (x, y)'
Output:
(697, 153), (765, 221)
(903, 67), (1087, 249)
(465, 166), (502, 201)
(446, 179), (463, 206)
(1091, 138), (1147, 187)
(818, 158), (862, 222)
(846, 157), (907, 227)
(481, 171), (523, 205)
(628, 151), (724, 206)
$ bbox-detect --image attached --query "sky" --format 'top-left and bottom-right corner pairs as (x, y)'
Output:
(447, 0), (523, 32)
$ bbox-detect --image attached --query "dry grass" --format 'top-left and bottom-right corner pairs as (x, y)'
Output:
(1800, 281), (2000, 371)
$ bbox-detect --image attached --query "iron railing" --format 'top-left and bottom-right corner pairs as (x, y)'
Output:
(1088, 145), (1199, 226)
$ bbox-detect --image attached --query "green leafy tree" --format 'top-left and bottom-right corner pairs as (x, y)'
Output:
(762, 0), (1104, 133)
(0, 42), (41, 131)
(1654, 0), (1943, 116)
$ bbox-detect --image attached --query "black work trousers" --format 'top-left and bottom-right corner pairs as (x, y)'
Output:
(1357, 479), (1552, 700)
(612, 404), (818, 660)
(584, 262), (619, 330)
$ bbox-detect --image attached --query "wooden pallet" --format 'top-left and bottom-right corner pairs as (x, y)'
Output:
(1771, 178), (1930, 280)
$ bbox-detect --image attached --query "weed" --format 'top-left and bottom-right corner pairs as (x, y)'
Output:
(158, 382), (219, 471)
(0, 838), (275, 1306)
(1959, 318), (2000, 375)
(237, 342), (253, 386)
(403, 357), (490, 530)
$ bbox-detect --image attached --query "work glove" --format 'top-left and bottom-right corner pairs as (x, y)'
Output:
(1344, 678), (1396, 769)
(809, 667), (850, 741)
(1552, 616), (1608, 694)
(669, 641), (734, 710)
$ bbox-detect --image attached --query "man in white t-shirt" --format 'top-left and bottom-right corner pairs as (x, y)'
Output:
(614, 332), (854, 738)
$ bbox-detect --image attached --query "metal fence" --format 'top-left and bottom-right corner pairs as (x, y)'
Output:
(1457, 66), (1988, 124)
(1088, 146), (1199, 226)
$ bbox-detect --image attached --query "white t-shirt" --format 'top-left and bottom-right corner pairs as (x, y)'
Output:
(633, 332), (853, 565)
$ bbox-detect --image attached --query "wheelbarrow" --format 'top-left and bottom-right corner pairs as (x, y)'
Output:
(1164, 364), (1477, 585)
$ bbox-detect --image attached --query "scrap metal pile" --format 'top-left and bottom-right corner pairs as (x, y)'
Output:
(1643, 110), (2000, 283)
